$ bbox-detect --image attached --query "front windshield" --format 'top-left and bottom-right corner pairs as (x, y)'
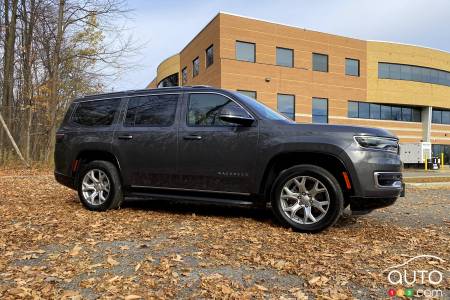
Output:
(233, 92), (294, 122)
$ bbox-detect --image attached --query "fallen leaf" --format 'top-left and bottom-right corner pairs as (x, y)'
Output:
(107, 255), (119, 266)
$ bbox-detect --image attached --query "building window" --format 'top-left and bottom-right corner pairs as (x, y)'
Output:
(192, 57), (199, 77)
(205, 45), (214, 67)
(378, 62), (450, 87)
(312, 53), (328, 72)
(157, 73), (179, 88)
(236, 41), (255, 63)
(312, 98), (328, 123)
(369, 104), (380, 119)
(381, 105), (391, 120)
(237, 90), (257, 99)
(276, 47), (293, 68)
(345, 58), (360, 76)
(181, 67), (188, 85)
(348, 101), (421, 122)
(348, 101), (359, 118)
(277, 94), (295, 120)
(432, 109), (450, 124)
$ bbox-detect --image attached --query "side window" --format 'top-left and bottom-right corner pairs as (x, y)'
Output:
(125, 94), (178, 127)
(71, 99), (119, 126)
(187, 93), (250, 126)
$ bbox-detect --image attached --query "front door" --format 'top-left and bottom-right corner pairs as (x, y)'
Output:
(113, 93), (181, 187)
(177, 92), (259, 193)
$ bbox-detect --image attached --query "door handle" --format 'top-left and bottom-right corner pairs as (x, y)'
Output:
(118, 135), (133, 140)
(183, 134), (202, 140)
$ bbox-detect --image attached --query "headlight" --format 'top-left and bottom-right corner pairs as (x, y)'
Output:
(354, 136), (399, 153)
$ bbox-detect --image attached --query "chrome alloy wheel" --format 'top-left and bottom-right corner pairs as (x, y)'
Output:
(82, 169), (111, 206)
(280, 176), (330, 225)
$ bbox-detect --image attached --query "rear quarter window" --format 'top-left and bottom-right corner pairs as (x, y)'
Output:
(71, 99), (120, 127)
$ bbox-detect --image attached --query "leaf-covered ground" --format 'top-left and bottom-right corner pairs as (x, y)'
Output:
(0, 170), (448, 299)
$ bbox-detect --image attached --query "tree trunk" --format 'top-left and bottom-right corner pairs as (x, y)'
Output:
(0, 112), (29, 167)
(21, 0), (36, 162)
(45, 0), (64, 162)
(1, 0), (19, 162)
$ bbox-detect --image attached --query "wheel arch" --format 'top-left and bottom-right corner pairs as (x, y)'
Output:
(73, 150), (122, 185)
(259, 151), (358, 202)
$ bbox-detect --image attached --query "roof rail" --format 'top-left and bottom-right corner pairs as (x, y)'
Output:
(187, 85), (213, 88)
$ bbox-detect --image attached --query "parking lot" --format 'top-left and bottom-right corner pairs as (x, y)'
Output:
(0, 169), (448, 299)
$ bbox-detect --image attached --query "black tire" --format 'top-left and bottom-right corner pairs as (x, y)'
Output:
(271, 164), (344, 233)
(77, 160), (123, 211)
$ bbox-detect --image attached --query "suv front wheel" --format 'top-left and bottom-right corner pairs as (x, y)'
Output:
(271, 164), (344, 233)
(77, 160), (123, 211)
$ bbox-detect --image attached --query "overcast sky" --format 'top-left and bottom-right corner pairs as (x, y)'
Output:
(108, 0), (450, 91)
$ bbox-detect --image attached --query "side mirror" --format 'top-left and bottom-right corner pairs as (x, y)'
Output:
(219, 107), (254, 126)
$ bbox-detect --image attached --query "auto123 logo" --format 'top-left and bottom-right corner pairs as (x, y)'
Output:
(383, 254), (447, 298)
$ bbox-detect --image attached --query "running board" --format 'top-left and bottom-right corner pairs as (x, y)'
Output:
(125, 191), (255, 208)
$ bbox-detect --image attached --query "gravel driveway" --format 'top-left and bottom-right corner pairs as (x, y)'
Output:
(0, 171), (448, 299)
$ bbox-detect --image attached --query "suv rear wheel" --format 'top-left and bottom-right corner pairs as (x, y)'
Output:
(77, 160), (123, 211)
(271, 164), (344, 233)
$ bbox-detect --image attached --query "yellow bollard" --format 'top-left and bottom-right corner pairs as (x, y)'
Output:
(424, 154), (428, 171)
(442, 153), (445, 169)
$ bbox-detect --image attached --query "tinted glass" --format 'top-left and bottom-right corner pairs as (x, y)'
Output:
(402, 107), (412, 121)
(432, 110), (442, 123)
(312, 98), (328, 124)
(206, 45), (214, 67)
(346, 58), (359, 76)
(276, 47), (293, 67)
(379, 63), (389, 78)
(157, 73), (178, 88)
(192, 57), (199, 77)
(236, 41), (255, 62)
(381, 105), (391, 120)
(182, 67), (187, 85)
(125, 94), (178, 127)
(72, 99), (119, 126)
(379, 62), (450, 87)
(312, 53), (328, 72)
(358, 102), (370, 119)
(369, 104), (380, 119)
(389, 64), (401, 79)
(442, 111), (450, 124)
(348, 101), (358, 118)
(234, 92), (290, 121)
(188, 93), (250, 126)
(391, 107), (401, 120)
(277, 94), (295, 120)
(237, 90), (257, 99)
(412, 108), (421, 122)
(400, 65), (412, 80)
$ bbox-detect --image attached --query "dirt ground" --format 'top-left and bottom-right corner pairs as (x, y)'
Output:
(0, 170), (449, 299)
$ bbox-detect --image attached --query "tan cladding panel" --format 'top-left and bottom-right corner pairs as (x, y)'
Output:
(218, 13), (367, 120)
(219, 14), (367, 78)
(179, 15), (221, 87)
(156, 54), (180, 86)
(367, 41), (450, 109)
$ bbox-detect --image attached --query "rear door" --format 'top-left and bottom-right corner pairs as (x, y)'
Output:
(113, 92), (181, 188)
(176, 92), (259, 193)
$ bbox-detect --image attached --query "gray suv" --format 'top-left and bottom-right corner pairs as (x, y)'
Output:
(54, 86), (404, 232)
